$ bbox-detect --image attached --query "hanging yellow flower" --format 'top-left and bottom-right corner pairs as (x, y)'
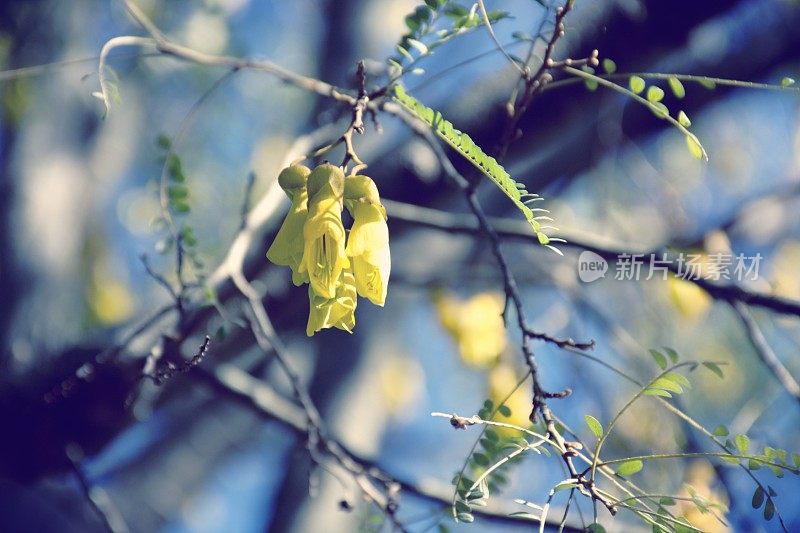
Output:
(306, 268), (358, 336)
(344, 175), (390, 306)
(298, 163), (350, 299)
(266, 164), (312, 285)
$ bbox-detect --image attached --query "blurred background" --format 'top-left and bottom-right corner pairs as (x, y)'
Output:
(1, 0), (800, 531)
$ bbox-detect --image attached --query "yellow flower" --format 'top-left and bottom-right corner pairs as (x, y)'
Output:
(266, 164), (312, 285)
(306, 268), (357, 336)
(345, 175), (390, 306)
(433, 290), (507, 368)
(299, 164), (349, 299)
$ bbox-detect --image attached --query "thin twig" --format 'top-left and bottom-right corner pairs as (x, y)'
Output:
(732, 302), (800, 405)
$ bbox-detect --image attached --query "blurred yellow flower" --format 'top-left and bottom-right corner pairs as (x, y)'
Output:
(345, 175), (390, 306)
(489, 363), (532, 438)
(667, 275), (712, 321)
(433, 290), (507, 368)
(266, 164), (311, 285)
(306, 268), (357, 336)
(299, 164), (349, 299)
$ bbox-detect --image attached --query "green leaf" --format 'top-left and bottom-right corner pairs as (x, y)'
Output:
(751, 486), (766, 509)
(407, 38), (429, 55)
(553, 480), (578, 492)
(764, 498), (775, 521)
(393, 85), (553, 244)
(168, 184), (188, 200)
(677, 110), (691, 127)
(659, 497), (676, 506)
(685, 134), (705, 160)
(437, 524), (449, 533)
(698, 78), (716, 90)
(456, 512), (474, 523)
(172, 200), (191, 213)
(668, 77), (686, 98)
(508, 512), (540, 520)
(167, 154), (185, 182)
(602, 58), (616, 74)
(664, 347), (679, 363)
(587, 524), (607, 533)
(647, 86), (665, 103)
(473, 453), (490, 466)
(702, 362), (725, 379)
(713, 425), (729, 437)
(650, 101), (669, 119)
(650, 375), (685, 395)
(780, 76), (795, 88)
(498, 405), (512, 417)
(156, 134), (172, 150)
(615, 459), (644, 476)
(629, 75), (645, 94)
(792, 452), (800, 467)
(643, 388), (673, 398)
(396, 45), (414, 62)
(455, 500), (471, 514)
(483, 399), (494, 410)
(585, 415), (603, 438)
(649, 349), (667, 369)
(181, 224), (197, 247)
(735, 434), (750, 455)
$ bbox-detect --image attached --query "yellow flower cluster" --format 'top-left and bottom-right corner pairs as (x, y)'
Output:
(266, 163), (390, 336)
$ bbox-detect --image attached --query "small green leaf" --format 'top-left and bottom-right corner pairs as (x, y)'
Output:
(698, 78), (716, 90)
(764, 498), (775, 521)
(780, 76), (795, 87)
(396, 45), (414, 62)
(629, 75), (645, 94)
(647, 86), (665, 103)
(792, 452), (800, 467)
(455, 500), (471, 514)
(587, 524), (607, 533)
(456, 512), (474, 523)
(668, 77), (686, 98)
(602, 58), (616, 74)
(473, 453), (489, 466)
(437, 524), (449, 533)
(643, 388), (673, 398)
(485, 429), (499, 442)
(483, 399), (494, 410)
(498, 405), (512, 417)
(553, 480), (578, 492)
(659, 497), (676, 506)
(748, 458), (764, 470)
(702, 362), (724, 379)
(156, 134), (172, 150)
(735, 434), (750, 455)
(649, 349), (667, 370)
(585, 415), (603, 438)
(508, 512), (540, 520)
(407, 38), (429, 55)
(713, 425), (729, 437)
(677, 110), (691, 127)
(663, 347), (679, 363)
(168, 185), (189, 200)
(650, 101), (669, 118)
(752, 480), (766, 509)
(685, 134), (705, 160)
(615, 459), (644, 476)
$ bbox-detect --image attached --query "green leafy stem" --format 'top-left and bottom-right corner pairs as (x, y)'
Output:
(393, 84), (560, 249)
